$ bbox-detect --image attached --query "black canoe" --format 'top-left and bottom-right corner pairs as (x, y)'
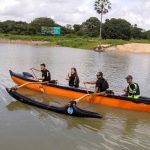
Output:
(6, 88), (102, 118)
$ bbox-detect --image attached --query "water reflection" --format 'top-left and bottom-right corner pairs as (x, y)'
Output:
(0, 44), (150, 150)
(6, 100), (103, 132)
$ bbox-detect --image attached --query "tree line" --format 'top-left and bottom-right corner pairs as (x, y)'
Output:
(0, 17), (150, 40)
(74, 17), (150, 40)
(0, 17), (73, 35)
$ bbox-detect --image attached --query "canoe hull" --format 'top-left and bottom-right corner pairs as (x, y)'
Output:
(10, 70), (150, 112)
(6, 88), (102, 118)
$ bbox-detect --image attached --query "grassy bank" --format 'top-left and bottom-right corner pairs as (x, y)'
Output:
(0, 33), (150, 50)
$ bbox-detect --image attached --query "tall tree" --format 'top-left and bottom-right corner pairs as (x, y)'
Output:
(144, 30), (150, 39)
(94, 0), (111, 43)
(103, 18), (132, 40)
(131, 24), (143, 39)
(78, 17), (100, 37)
(73, 24), (81, 33)
(30, 17), (56, 34)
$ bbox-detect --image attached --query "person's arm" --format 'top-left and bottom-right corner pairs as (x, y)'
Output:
(94, 87), (99, 93)
(37, 77), (44, 81)
(124, 88), (128, 93)
(30, 67), (41, 72)
(83, 81), (96, 85)
(66, 72), (70, 80)
(119, 86), (128, 96)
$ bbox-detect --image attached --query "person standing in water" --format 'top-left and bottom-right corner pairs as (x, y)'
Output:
(66, 67), (79, 88)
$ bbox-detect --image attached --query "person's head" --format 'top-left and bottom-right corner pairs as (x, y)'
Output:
(71, 67), (77, 75)
(125, 75), (133, 84)
(40, 63), (46, 70)
(96, 72), (103, 79)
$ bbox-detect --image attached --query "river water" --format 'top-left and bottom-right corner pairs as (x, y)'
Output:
(0, 43), (150, 150)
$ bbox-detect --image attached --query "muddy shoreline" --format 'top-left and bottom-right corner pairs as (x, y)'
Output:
(1, 39), (150, 53)
(0, 38), (55, 46)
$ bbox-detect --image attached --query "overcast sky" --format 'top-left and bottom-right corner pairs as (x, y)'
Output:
(0, 0), (150, 30)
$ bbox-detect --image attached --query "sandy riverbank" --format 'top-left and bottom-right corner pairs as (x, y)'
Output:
(106, 43), (150, 53)
(1, 39), (150, 53)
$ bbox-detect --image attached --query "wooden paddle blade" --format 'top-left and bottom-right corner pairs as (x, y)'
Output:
(17, 81), (48, 89)
(74, 94), (90, 103)
(39, 85), (45, 93)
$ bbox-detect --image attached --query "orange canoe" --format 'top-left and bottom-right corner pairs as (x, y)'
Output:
(9, 70), (150, 113)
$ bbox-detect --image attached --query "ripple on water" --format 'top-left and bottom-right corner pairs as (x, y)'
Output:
(0, 44), (150, 150)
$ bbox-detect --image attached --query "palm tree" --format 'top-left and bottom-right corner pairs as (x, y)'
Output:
(94, 0), (111, 44)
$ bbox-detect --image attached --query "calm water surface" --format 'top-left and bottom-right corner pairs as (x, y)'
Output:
(0, 44), (150, 150)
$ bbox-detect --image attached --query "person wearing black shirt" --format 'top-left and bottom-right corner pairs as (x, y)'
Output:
(66, 67), (79, 88)
(31, 63), (51, 82)
(83, 72), (109, 95)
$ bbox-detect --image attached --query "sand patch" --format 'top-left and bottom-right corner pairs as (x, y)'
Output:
(106, 43), (150, 53)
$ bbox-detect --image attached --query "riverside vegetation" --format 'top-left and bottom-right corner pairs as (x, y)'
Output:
(0, 17), (150, 50)
(1, 33), (150, 50)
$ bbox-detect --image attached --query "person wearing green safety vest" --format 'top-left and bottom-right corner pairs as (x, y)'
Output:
(124, 75), (140, 99)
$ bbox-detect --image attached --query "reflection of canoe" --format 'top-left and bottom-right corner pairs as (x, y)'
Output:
(6, 101), (31, 111)
(9, 70), (150, 112)
(6, 88), (102, 118)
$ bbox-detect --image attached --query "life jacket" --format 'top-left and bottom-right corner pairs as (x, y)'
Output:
(127, 83), (140, 99)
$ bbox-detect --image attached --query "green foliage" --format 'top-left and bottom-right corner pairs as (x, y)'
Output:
(61, 26), (74, 35)
(73, 24), (81, 33)
(30, 17), (56, 34)
(145, 30), (150, 40)
(0, 16), (150, 41)
(0, 20), (29, 34)
(131, 24), (144, 39)
(78, 17), (100, 37)
(0, 17), (73, 35)
(1, 33), (150, 50)
(103, 18), (132, 40)
(94, 0), (111, 15)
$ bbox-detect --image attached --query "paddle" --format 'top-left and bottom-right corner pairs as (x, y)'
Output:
(73, 82), (114, 104)
(74, 94), (90, 103)
(23, 70), (57, 92)
(31, 69), (38, 80)
(30, 69), (47, 93)
(10, 81), (48, 91)
(83, 82), (97, 104)
(23, 71), (58, 84)
(83, 83), (89, 94)
(70, 92), (106, 105)
(23, 71), (45, 92)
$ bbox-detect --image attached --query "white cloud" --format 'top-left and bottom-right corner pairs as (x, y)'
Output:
(0, 0), (150, 30)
